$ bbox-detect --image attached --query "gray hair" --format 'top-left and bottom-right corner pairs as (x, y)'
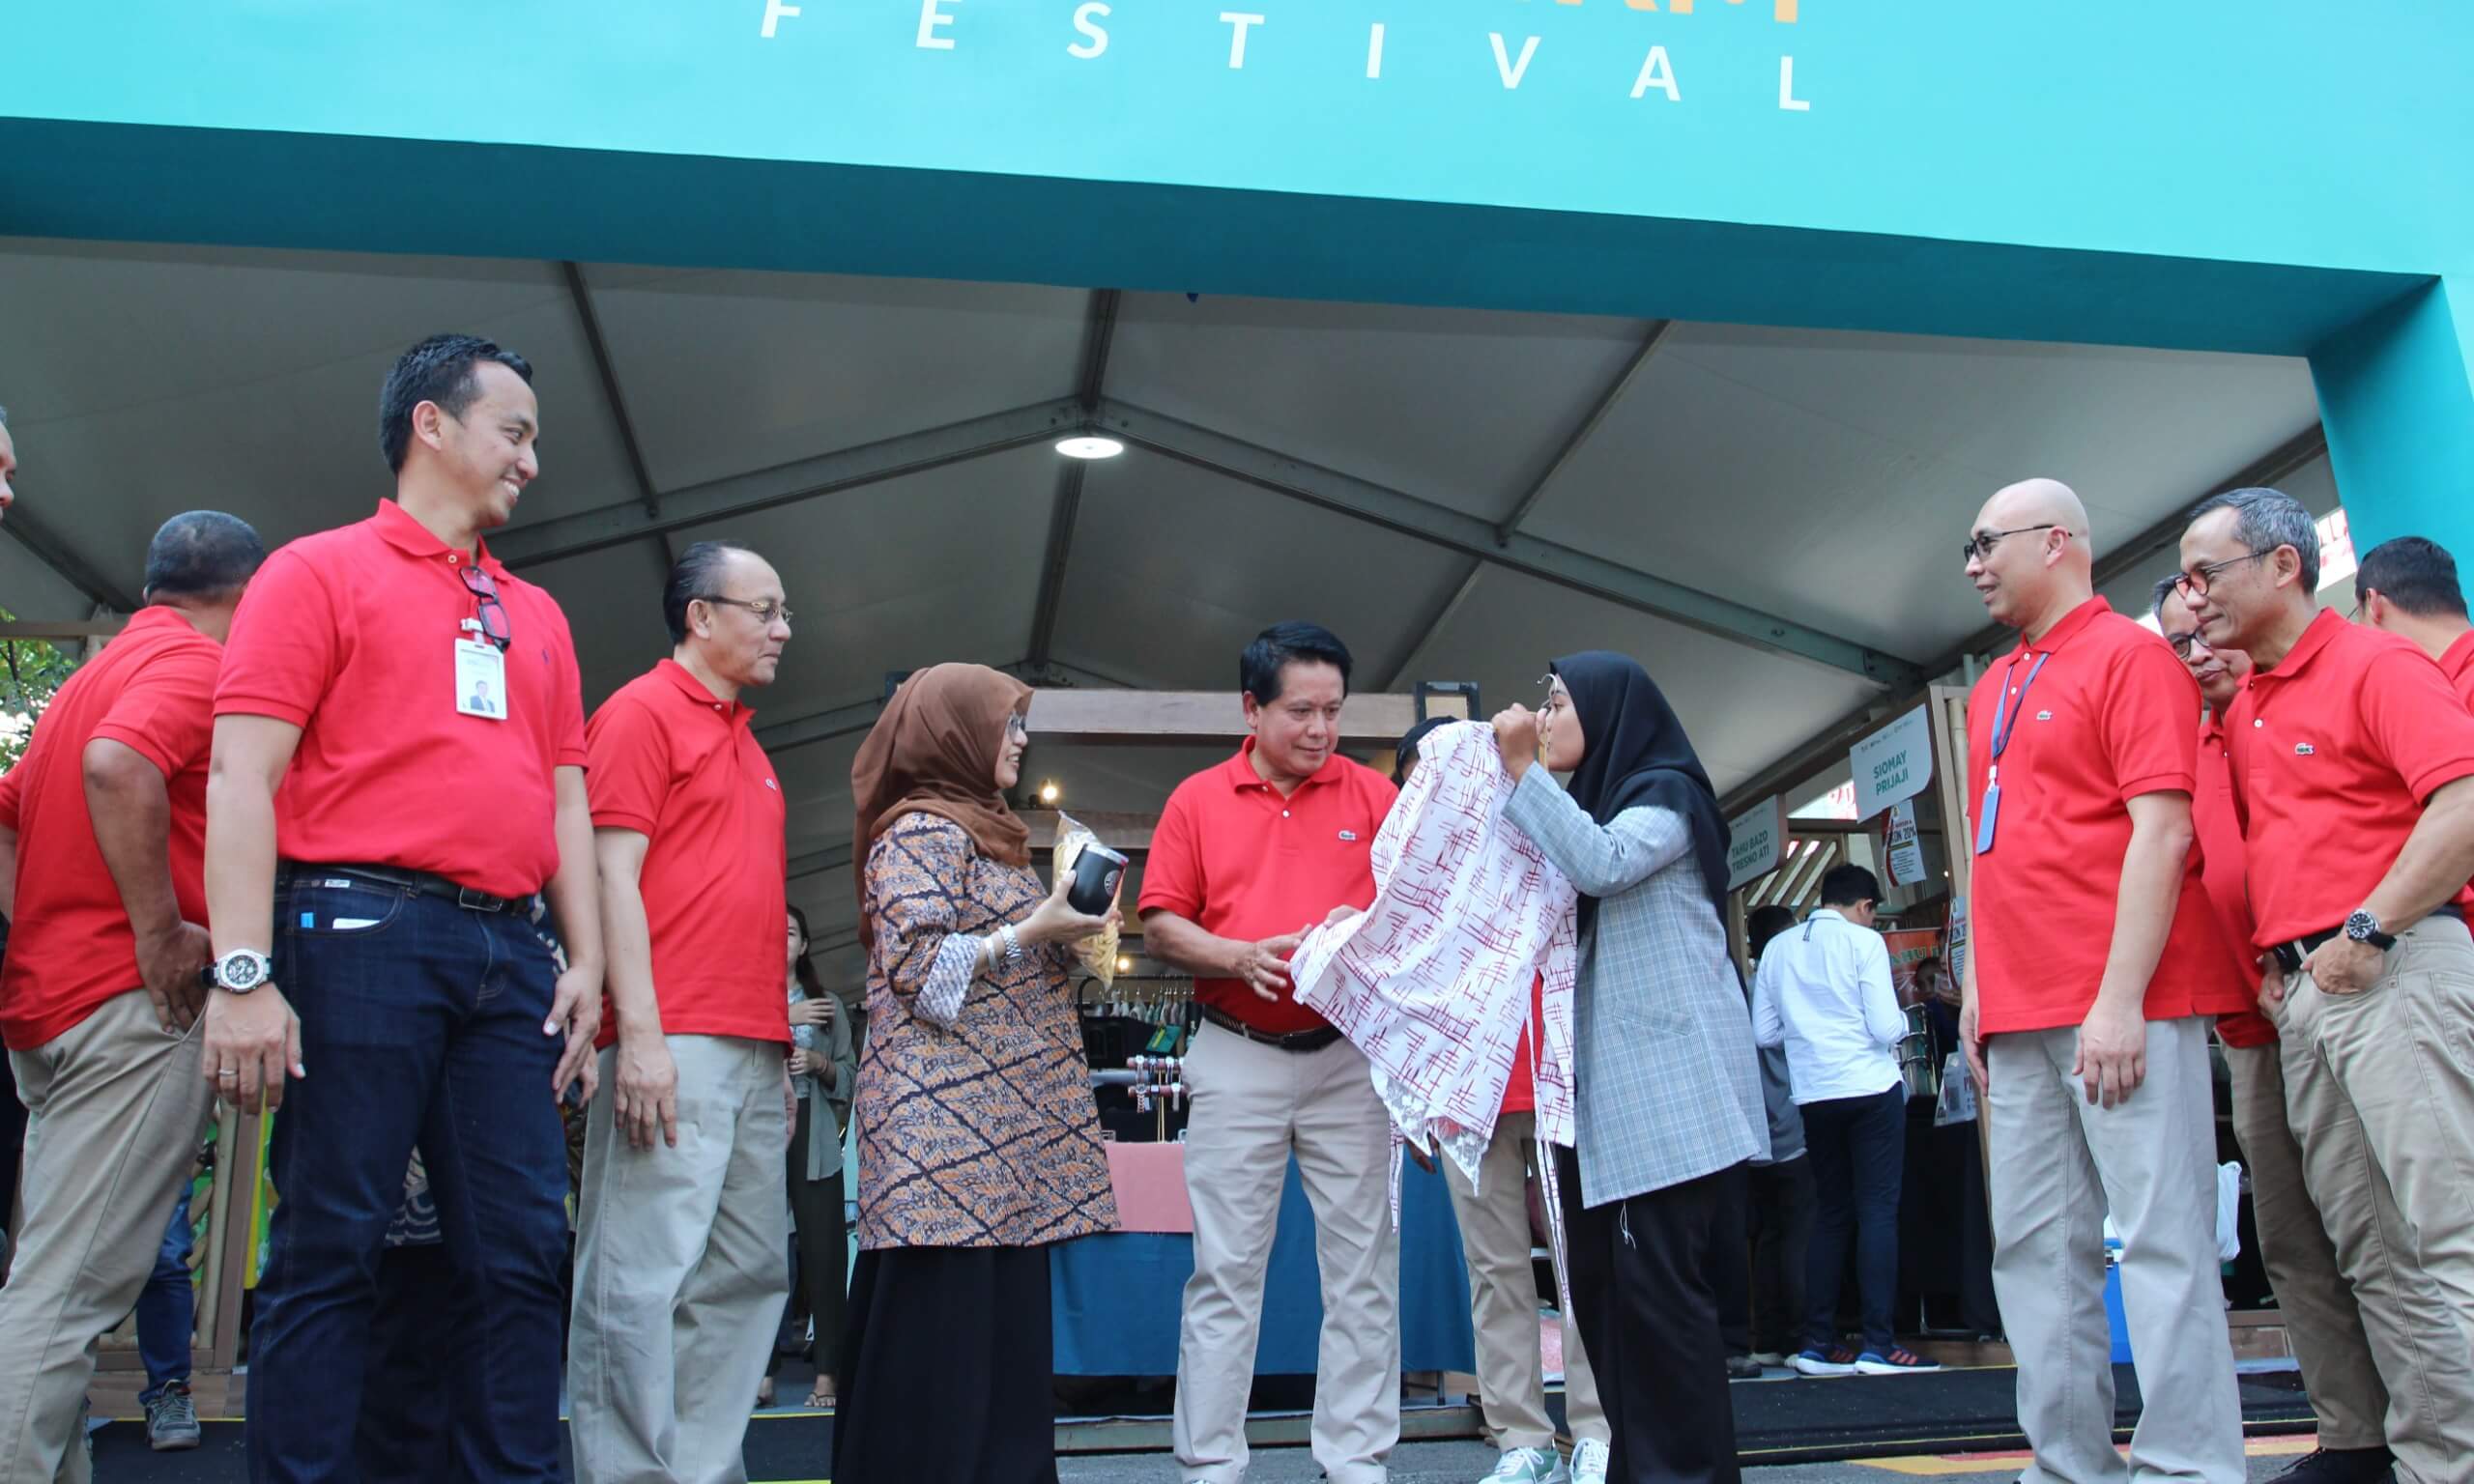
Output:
(2187, 486), (2318, 592)
(2149, 573), (2182, 622)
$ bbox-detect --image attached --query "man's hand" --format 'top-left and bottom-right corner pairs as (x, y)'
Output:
(1320, 905), (1362, 929)
(2257, 957), (2287, 1013)
(2302, 935), (2383, 996)
(549, 962), (602, 1104)
(136, 921), (213, 1033)
(1958, 993), (1988, 1097)
(1228, 933), (1303, 1003)
(2073, 998), (2148, 1109)
(789, 996), (835, 1029)
(202, 985), (302, 1113)
(613, 1034), (678, 1151)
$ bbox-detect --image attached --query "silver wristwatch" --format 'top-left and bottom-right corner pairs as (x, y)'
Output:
(207, 949), (274, 993)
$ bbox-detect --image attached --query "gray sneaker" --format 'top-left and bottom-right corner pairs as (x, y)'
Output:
(1482, 1445), (1569, 1483)
(146, 1382), (203, 1451)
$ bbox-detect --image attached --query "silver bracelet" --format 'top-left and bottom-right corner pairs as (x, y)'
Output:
(998, 924), (1025, 962)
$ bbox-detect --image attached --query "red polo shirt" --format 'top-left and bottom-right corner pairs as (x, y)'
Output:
(0, 608), (222, 1050)
(215, 500), (588, 899)
(2227, 609), (2474, 945)
(2194, 715), (2274, 1049)
(1139, 740), (1396, 1034)
(586, 660), (789, 1048)
(1964, 597), (2244, 1034)
(2440, 629), (2474, 709)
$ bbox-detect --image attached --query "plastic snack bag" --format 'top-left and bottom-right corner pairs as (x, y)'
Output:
(1933, 1051), (1977, 1127)
(1053, 812), (1122, 991)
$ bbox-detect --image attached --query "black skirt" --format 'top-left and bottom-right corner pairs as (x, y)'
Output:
(832, 1243), (1058, 1484)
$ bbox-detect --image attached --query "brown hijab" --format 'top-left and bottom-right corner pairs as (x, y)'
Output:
(850, 664), (1034, 943)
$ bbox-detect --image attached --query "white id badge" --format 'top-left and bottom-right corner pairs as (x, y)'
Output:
(455, 640), (509, 722)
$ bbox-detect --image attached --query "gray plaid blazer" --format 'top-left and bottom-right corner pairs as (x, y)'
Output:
(1504, 767), (1769, 1207)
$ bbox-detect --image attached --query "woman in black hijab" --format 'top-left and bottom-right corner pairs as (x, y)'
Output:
(1493, 652), (1769, 1484)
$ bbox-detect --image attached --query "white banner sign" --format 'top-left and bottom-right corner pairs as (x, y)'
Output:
(1726, 794), (1788, 891)
(1850, 704), (1934, 821)
(1885, 798), (1926, 887)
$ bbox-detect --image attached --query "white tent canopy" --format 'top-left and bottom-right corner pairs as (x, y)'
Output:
(0, 237), (2332, 973)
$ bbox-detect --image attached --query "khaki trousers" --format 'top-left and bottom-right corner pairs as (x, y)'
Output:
(2275, 914), (2474, 1483)
(1986, 1016), (2243, 1484)
(568, 1036), (791, 1484)
(0, 992), (210, 1484)
(1173, 1022), (1399, 1484)
(2220, 1043), (2391, 1453)
(1441, 1111), (1605, 1452)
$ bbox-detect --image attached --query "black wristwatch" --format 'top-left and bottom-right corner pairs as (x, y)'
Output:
(2342, 909), (2396, 952)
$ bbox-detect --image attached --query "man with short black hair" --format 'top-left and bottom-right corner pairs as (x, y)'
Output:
(1751, 865), (1935, 1377)
(2353, 535), (2474, 705)
(568, 540), (793, 1483)
(2149, 576), (2398, 1483)
(204, 333), (605, 1482)
(1144, 622), (1401, 1484)
(2180, 488), (2474, 1479)
(0, 510), (264, 1484)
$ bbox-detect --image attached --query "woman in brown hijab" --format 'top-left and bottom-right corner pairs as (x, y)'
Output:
(833, 664), (1120, 1484)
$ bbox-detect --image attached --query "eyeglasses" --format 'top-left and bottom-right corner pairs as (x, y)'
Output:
(461, 564), (511, 651)
(1960, 525), (2064, 564)
(2172, 550), (2272, 599)
(697, 594), (793, 626)
(2160, 628), (2205, 659)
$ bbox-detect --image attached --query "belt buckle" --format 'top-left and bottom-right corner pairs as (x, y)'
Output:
(456, 885), (500, 914)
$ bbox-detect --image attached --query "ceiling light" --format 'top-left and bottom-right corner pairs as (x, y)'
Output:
(1116, 955), (1135, 975)
(1054, 435), (1125, 460)
(1039, 780), (1061, 806)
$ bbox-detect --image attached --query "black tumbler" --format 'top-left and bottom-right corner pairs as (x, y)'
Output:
(1068, 843), (1129, 915)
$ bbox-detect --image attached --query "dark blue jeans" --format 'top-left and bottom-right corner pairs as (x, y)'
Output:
(247, 877), (569, 1483)
(136, 1187), (195, 1402)
(1800, 1084), (1907, 1355)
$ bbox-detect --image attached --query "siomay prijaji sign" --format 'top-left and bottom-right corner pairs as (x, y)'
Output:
(759, 0), (1816, 111)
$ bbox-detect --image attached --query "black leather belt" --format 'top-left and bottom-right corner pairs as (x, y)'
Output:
(279, 862), (531, 916)
(1202, 1006), (1343, 1053)
(2271, 903), (2463, 974)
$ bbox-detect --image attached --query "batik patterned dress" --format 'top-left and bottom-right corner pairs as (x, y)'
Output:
(852, 812), (1118, 1248)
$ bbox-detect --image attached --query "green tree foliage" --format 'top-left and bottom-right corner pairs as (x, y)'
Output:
(0, 607), (83, 773)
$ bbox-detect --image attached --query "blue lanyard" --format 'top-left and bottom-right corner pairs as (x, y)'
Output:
(1974, 651), (2051, 856)
(1986, 652), (2052, 776)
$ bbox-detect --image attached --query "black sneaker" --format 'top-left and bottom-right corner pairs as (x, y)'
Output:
(2275, 1447), (2395, 1484)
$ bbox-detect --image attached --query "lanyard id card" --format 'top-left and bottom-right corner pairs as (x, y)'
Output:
(1974, 652), (2050, 856)
(455, 638), (509, 722)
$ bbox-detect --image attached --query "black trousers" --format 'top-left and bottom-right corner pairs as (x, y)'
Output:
(356, 1242), (461, 1483)
(767, 1097), (850, 1383)
(833, 1244), (1058, 1484)
(1801, 1086), (1906, 1355)
(1557, 1148), (1745, 1484)
(1747, 1156), (1815, 1357)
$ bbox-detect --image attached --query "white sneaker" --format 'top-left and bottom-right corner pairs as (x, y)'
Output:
(1482, 1446), (1569, 1483)
(1568, 1438), (1611, 1484)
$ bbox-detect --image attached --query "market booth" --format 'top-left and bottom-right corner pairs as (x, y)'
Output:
(5, 0), (2472, 1459)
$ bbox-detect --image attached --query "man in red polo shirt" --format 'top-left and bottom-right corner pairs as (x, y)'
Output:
(568, 540), (792, 1483)
(2179, 487), (2474, 1473)
(1958, 478), (2245, 1484)
(2151, 578), (2400, 1483)
(202, 334), (605, 1483)
(0, 512), (262, 1482)
(1142, 622), (1399, 1484)
(2352, 535), (2474, 707)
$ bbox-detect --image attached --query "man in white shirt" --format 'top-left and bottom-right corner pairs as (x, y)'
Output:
(1751, 865), (1940, 1377)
